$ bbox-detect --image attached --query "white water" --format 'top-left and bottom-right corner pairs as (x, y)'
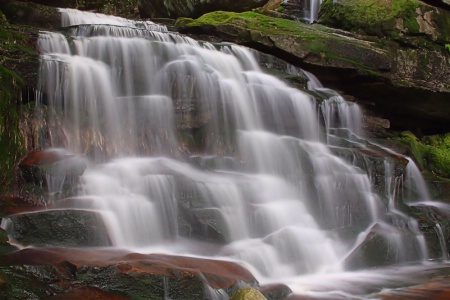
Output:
(306, 0), (323, 23)
(10, 8), (447, 298)
(283, 0), (323, 23)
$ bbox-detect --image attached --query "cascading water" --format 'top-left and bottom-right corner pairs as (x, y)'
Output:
(4, 7), (450, 298)
(282, 0), (323, 23)
(305, 0), (323, 23)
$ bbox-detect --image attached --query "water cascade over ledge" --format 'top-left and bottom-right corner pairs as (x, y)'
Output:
(3, 8), (450, 299)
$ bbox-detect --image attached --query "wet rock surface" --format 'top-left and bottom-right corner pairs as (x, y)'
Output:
(4, 209), (111, 247)
(18, 149), (87, 199)
(0, 248), (258, 299)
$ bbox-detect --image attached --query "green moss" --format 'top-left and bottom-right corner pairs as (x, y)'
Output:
(176, 11), (390, 78)
(395, 131), (427, 167)
(0, 64), (25, 193)
(177, 11), (309, 36)
(230, 287), (267, 300)
(446, 44), (450, 52)
(319, 0), (422, 38)
(395, 132), (450, 178)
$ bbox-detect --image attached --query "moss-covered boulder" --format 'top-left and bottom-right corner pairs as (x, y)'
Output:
(0, 0), (61, 29)
(138, 0), (269, 18)
(176, 11), (392, 73)
(230, 287), (268, 300)
(319, 0), (450, 44)
(176, 11), (450, 131)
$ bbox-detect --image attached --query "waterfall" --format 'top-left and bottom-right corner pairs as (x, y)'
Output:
(306, 0), (323, 23)
(283, 0), (323, 23)
(10, 7), (443, 295)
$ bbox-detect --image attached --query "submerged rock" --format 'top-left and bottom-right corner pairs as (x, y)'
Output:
(344, 223), (424, 270)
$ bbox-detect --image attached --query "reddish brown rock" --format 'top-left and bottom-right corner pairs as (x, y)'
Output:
(377, 277), (450, 300)
(0, 247), (257, 298)
(0, 194), (45, 216)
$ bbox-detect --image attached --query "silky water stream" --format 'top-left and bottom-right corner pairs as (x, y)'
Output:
(2, 8), (450, 299)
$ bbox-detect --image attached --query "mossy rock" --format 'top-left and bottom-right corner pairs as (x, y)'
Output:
(0, 0), (61, 29)
(176, 11), (391, 75)
(230, 287), (267, 300)
(319, 0), (450, 43)
(176, 10), (450, 131)
(394, 131), (450, 179)
(0, 65), (26, 193)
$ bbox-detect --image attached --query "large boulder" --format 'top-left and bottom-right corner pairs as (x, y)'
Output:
(138, 0), (269, 18)
(343, 223), (425, 270)
(0, 0), (61, 29)
(176, 11), (450, 132)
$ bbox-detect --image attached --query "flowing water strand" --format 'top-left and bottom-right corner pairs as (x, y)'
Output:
(38, 54), (123, 159)
(435, 223), (449, 260)
(37, 31), (71, 54)
(304, 70), (363, 138)
(283, 0), (323, 23)
(404, 157), (432, 202)
(305, 0), (323, 23)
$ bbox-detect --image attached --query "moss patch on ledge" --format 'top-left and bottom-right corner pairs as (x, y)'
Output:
(319, 0), (450, 44)
(394, 131), (450, 179)
(177, 11), (334, 37)
(176, 11), (391, 76)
